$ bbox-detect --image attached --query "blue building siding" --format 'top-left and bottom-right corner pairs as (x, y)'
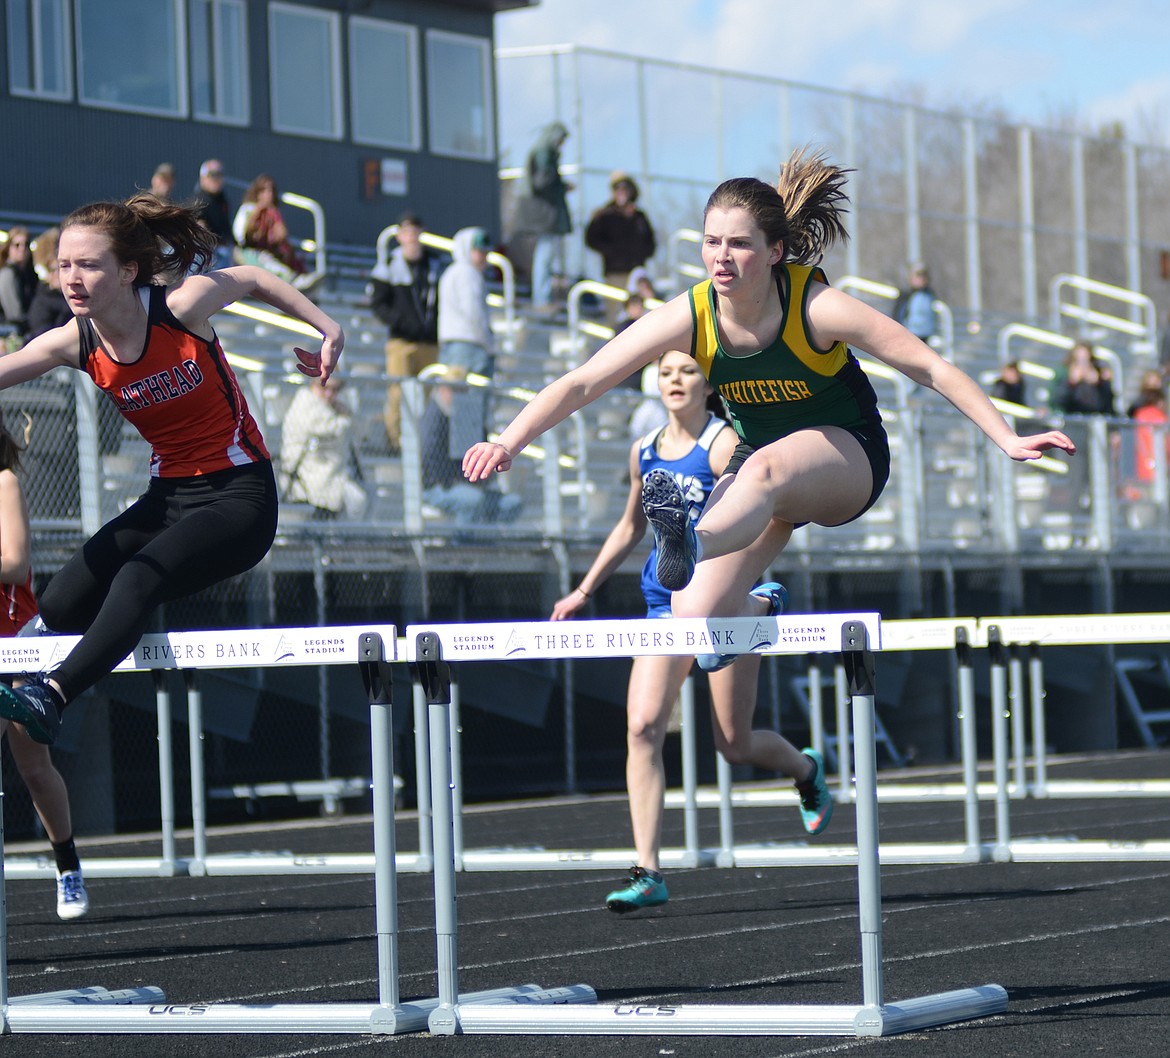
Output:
(1, 0), (518, 247)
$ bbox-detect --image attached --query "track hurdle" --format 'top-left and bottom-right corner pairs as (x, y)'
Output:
(978, 613), (1170, 863)
(706, 618), (990, 868)
(446, 669), (712, 872)
(408, 614), (1008, 1037)
(1, 624), (592, 1034)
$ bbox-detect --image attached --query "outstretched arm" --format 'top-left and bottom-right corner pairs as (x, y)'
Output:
(808, 284), (1076, 461)
(463, 294), (693, 481)
(167, 266), (345, 383)
(0, 322), (81, 392)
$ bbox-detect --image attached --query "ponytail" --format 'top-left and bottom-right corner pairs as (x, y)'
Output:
(774, 147), (851, 265)
(705, 146), (852, 268)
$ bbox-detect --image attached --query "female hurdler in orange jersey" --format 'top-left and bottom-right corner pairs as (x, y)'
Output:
(0, 194), (344, 746)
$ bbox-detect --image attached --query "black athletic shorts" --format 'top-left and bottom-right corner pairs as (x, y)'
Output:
(721, 422), (891, 528)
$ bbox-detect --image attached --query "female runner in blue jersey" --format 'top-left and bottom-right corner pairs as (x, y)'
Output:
(466, 148), (1075, 839)
(550, 351), (815, 912)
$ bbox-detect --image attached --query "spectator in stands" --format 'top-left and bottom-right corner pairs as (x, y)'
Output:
(421, 368), (520, 527)
(280, 374), (367, 520)
(0, 408), (89, 920)
(1128, 370), (1168, 486)
(627, 266), (659, 302)
(585, 172), (657, 325)
(550, 350), (794, 912)
(0, 226), (38, 338)
(465, 150), (1075, 817)
(192, 159), (235, 271)
(25, 228), (72, 340)
(438, 227), (495, 458)
(149, 162), (176, 202)
(367, 210), (444, 452)
(891, 262), (937, 343)
(615, 291), (648, 337)
(515, 121), (573, 314)
(1055, 340), (1114, 416)
(233, 174), (311, 287)
(990, 360), (1027, 407)
(0, 192), (343, 749)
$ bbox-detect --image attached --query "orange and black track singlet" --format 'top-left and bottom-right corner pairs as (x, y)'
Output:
(77, 285), (269, 477)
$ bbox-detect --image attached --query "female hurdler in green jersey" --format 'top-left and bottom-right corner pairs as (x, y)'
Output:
(464, 148), (1076, 807)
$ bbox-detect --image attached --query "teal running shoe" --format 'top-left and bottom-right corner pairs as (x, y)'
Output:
(0, 678), (62, 745)
(605, 866), (668, 913)
(697, 582), (788, 672)
(795, 748), (833, 835)
(642, 469), (697, 591)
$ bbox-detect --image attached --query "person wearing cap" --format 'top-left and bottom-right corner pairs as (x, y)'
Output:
(891, 262), (938, 343)
(150, 162), (176, 202)
(437, 227), (496, 459)
(367, 210), (445, 451)
(585, 171), (657, 325)
(192, 159), (235, 270)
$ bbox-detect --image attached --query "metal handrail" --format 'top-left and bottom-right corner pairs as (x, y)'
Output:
(1048, 273), (1157, 348)
(280, 191), (326, 289)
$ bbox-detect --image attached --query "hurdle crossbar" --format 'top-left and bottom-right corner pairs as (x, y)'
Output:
(407, 614), (1007, 1037)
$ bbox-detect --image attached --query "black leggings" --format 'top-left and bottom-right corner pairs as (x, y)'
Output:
(39, 462), (278, 702)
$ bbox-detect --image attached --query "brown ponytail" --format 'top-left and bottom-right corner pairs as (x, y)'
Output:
(705, 147), (852, 268)
(62, 193), (217, 284)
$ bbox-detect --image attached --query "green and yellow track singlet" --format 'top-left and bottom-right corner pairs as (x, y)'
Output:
(687, 263), (881, 448)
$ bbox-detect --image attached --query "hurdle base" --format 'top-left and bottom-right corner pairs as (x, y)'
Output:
(194, 852), (429, 876)
(4, 856), (184, 879)
(454, 985), (1008, 1037)
(726, 842), (988, 867)
(2, 985), (598, 1035)
(458, 846), (715, 871)
(1007, 838), (1170, 862)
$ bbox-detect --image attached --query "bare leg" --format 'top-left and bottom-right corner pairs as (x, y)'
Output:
(5, 722), (74, 843)
(706, 657), (813, 780)
(624, 653), (694, 871)
(693, 428), (874, 563)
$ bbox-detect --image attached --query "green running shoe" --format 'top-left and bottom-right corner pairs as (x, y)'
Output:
(605, 866), (668, 913)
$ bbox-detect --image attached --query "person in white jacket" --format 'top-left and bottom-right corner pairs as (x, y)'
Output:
(437, 227), (495, 457)
(280, 374), (367, 519)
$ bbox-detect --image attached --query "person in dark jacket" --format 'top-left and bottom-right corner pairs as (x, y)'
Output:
(192, 160), (236, 270)
(585, 172), (656, 324)
(366, 211), (446, 450)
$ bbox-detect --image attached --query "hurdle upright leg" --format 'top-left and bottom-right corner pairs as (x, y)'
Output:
(185, 670), (207, 875)
(359, 634), (401, 1009)
(152, 670), (179, 876)
(987, 627), (1013, 862)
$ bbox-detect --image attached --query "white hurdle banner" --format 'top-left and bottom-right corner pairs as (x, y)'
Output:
(406, 614), (1008, 1038)
(1, 624), (595, 1035)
